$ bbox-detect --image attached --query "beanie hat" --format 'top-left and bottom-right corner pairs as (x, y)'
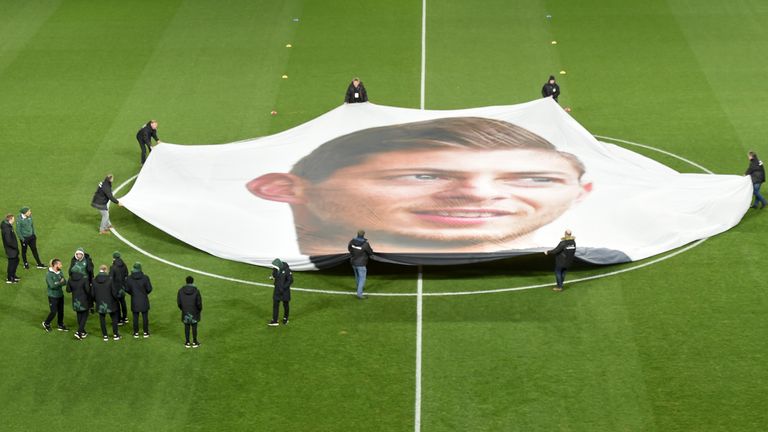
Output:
(132, 262), (142, 272)
(113, 251), (121, 258)
(74, 247), (85, 259)
(549, 75), (555, 81)
(19, 206), (30, 214)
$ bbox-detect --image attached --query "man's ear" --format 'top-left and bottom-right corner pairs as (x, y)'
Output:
(246, 173), (307, 204)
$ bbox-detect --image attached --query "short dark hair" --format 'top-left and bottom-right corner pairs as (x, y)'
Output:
(186, 276), (194, 284)
(357, 229), (365, 237)
(290, 117), (585, 182)
(51, 258), (61, 267)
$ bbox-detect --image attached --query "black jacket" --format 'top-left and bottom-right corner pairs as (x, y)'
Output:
(547, 237), (577, 268)
(541, 82), (560, 102)
(1, 220), (18, 259)
(90, 177), (119, 210)
(66, 271), (92, 312)
(136, 123), (159, 145)
(110, 257), (128, 297)
(348, 237), (374, 266)
(177, 284), (203, 323)
(272, 262), (293, 301)
(345, 82), (368, 103)
(125, 271), (153, 312)
(69, 254), (95, 286)
(745, 158), (766, 184)
(92, 272), (119, 314)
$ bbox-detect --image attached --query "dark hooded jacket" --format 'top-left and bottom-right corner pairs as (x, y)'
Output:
(348, 236), (374, 266)
(547, 236), (577, 269)
(91, 177), (119, 210)
(177, 284), (203, 324)
(1, 220), (19, 259)
(745, 157), (766, 184)
(70, 251), (94, 286)
(271, 260), (293, 302)
(110, 257), (128, 297)
(66, 271), (92, 312)
(541, 78), (560, 102)
(124, 271), (153, 312)
(136, 122), (159, 146)
(92, 272), (119, 314)
(345, 81), (368, 103)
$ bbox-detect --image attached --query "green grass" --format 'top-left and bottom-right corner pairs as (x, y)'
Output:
(1, 0), (767, 430)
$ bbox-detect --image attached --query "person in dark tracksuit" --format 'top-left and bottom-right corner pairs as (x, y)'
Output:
(348, 230), (374, 299)
(124, 262), (152, 338)
(136, 120), (161, 164)
(15, 207), (45, 270)
(90, 175), (122, 234)
(93, 265), (121, 341)
(344, 78), (368, 103)
(66, 267), (91, 339)
(541, 75), (560, 103)
(42, 259), (68, 332)
(69, 247), (95, 288)
(544, 229), (577, 291)
(745, 151), (767, 209)
(177, 276), (202, 348)
(268, 259), (293, 326)
(109, 251), (129, 325)
(2, 214), (20, 284)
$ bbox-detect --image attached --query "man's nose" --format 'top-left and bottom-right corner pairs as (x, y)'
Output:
(435, 177), (505, 200)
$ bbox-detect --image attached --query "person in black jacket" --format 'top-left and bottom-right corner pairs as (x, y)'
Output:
(745, 151), (767, 209)
(544, 229), (577, 291)
(348, 230), (374, 299)
(66, 268), (91, 339)
(69, 247), (95, 287)
(136, 120), (161, 164)
(268, 259), (293, 326)
(344, 78), (368, 103)
(93, 265), (121, 341)
(2, 214), (20, 284)
(541, 75), (560, 103)
(109, 251), (129, 325)
(90, 174), (122, 234)
(177, 276), (202, 347)
(124, 262), (153, 338)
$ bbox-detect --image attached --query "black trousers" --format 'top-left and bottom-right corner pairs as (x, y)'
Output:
(76, 310), (89, 335)
(7, 256), (19, 280)
(99, 312), (119, 336)
(138, 140), (151, 164)
(117, 297), (128, 321)
(184, 323), (198, 343)
(132, 311), (149, 334)
(20, 235), (43, 266)
(272, 300), (290, 322)
(44, 296), (64, 327)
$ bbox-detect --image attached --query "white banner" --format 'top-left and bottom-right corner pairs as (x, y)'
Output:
(120, 99), (752, 270)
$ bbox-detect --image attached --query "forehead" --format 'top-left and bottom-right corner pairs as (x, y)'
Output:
(328, 148), (581, 176)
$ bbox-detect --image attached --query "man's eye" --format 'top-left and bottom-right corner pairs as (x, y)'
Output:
(413, 174), (441, 180)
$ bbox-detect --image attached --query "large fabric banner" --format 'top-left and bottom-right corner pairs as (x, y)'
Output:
(120, 99), (752, 270)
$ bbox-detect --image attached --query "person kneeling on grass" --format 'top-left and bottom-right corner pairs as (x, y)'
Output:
(268, 258), (293, 326)
(93, 265), (121, 342)
(177, 276), (202, 348)
(67, 267), (91, 340)
(124, 262), (152, 338)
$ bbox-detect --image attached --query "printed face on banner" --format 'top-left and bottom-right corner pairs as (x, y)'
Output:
(247, 117), (592, 255)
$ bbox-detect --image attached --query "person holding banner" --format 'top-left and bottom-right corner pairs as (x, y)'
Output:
(745, 151), (766, 209)
(544, 229), (577, 291)
(344, 78), (368, 104)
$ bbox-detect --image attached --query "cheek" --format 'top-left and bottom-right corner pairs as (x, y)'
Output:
(511, 187), (583, 209)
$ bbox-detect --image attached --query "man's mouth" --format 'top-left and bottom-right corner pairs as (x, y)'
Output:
(412, 209), (515, 225)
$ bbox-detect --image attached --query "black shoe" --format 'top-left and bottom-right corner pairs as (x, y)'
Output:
(192, 341), (200, 348)
(143, 332), (150, 338)
(185, 342), (192, 349)
(42, 321), (51, 332)
(12, 277), (20, 282)
(74, 332), (83, 340)
(267, 320), (279, 327)
(103, 335), (109, 342)
(36, 264), (46, 269)
(57, 325), (69, 332)
(113, 334), (121, 341)
(5, 280), (13, 284)
(23, 263), (29, 270)
(282, 317), (289, 325)
(133, 332), (140, 338)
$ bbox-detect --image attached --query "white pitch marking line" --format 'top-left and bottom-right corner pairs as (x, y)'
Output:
(419, 0), (426, 110)
(414, 266), (424, 432)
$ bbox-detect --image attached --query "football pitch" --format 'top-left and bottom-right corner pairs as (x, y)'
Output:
(1, 1), (767, 430)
